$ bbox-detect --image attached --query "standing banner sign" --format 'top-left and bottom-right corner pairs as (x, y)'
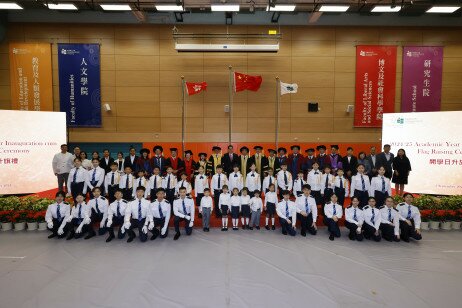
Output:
(9, 43), (53, 111)
(401, 46), (443, 113)
(354, 45), (397, 127)
(58, 43), (101, 127)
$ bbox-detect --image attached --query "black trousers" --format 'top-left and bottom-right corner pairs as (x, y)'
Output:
(149, 217), (169, 238)
(174, 216), (192, 235)
(68, 218), (91, 238)
(399, 219), (422, 241)
(323, 217), (341, 237)
(90, 209), (107, 235)
(311, 190), (322, 206)
(47, 218), (71, 237)
(279, 217), (296, 236)
(122, 188), (133, 202)
(362, 223), (381, 241)
(344, 221), (364, 241)
(166, 188), (175, 205)
(196, 193), (204, 209)
(128, 218), (147, 242)
(71, 182), (85, 202)
(374, 191), (389, 208)
(354, 190), (369, 209)
(334, 187), (346, 207)
(297, 213), (317, 235)
(323, 188), (333, 205)
(107, 185), (118, 204)
(214, 190), (222, 218)
(108, 216), (126, 239)
(380, 223), (398, 242)
(149, 188), (159, 201)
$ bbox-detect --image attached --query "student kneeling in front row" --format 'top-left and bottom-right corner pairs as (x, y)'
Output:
(123, 186), (150, 243)
(145, 188), (171, 240)
(324, 194), (343, 241)
(46, 191), (71, 239)
(276, 190), (297, 236)
(362, 197), (382, 242)
(397, 193), (422, 242)
(173, 186), (195, 240)
(344, 196), (364, 241)
(295, 184), (318, 237)
(105, 189), (128, 242)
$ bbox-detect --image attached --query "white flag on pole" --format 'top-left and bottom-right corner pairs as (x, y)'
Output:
(280, 82), (298, 95)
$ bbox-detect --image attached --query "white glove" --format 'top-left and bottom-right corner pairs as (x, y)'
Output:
(161, 226), (167, 235)
(84, 217), (91, 224)
(120, 225), (126, 233)
(57, 225), (64, 235)
(47, 221), (53, 229)
(189, 221), (193, 228)
(66, 216), (72, 223)
(123, 222), (131, 230)
(142, 226), (148, 234)
(185, 215), (191, 220)
(99, 220), (105, 228)
(76, 224), (83, 234)
(148, 221), (154, 231)
(107, 220), (112, 227)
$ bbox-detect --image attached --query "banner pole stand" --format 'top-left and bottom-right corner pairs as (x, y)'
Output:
(181, 76), (185, 157)
(275, 76), (280, 150)
(228, 65), (233, 145)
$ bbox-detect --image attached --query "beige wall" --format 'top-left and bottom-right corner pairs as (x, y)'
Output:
(0, 23), (461, 143)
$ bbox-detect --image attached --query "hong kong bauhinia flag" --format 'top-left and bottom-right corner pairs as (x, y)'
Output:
(234, 72), (262, 92)
(186, 81), (207, 95)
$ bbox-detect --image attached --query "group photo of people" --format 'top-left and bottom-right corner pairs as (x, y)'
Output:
(49, 143), (419, 243)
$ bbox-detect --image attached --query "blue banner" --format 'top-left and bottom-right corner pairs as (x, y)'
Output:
(58, 43), (101, 127)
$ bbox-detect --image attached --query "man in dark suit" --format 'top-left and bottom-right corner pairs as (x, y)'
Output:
(377, 144), (394, 179)
(302, 148), (316, 175)
(239, 146), (251, 180)
(287, 145), (304, 180)
(222, 144), (239, 176)
(341, 147), (358, 179)
(99, 149), (114, 174)
(366, 146), (380, 178)
(277, 147), (288, 169)
(249, 145), (268, 182)
(266, 149), (280, 174)
(150, 145), (170, 175)
(124, 147), (139, 173)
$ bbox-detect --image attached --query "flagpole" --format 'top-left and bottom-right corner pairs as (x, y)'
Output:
(181, 76), (186, 158)
(275, 76), (280, 150)
(228, 65), (233, 144)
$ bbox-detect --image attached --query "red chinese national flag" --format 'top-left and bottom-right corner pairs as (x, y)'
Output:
(234, 72), (262, 92)
(186, 81), (207, 95)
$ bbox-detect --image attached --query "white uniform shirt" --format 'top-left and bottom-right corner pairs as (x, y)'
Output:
(148, 174), (163, 191)
(162, 173), (178, 190)
(175, 180), (192, 195)
(245, 171), (261, 192)
(264, 191), (278, 206)
(262, 175), (276, 193)
(45, 202), (71, 224)
(240, 195), (251, 206)
(307, 169), (322, 191)
(70, 202), (91, 221)
(173, 197), (195, 222)
(324, 202), (343, 219)
(333, 176), (349, 197)
(124, 198), (150, 221)
(276, 170), (292, 191)
(250, 197), (263, 212)
(133, 177), (149, 198)
(350, 173), (371, 196)
(194, 174), (209, 196)
(104, 171), (120, 193)
(230, 195), (241, 210)
(345, 206), (364, 226)
(295, 194), (318, 222)
(320, 173), (334, 191)
(87, 196), (109, 222)
(363, 206), (382, 230)
(147, 199), (171, 231)
(67, 167), (89, 194)
(228, 171), (244, 192)
(200, 195), (213, 210)
(380, 206), (400, 235)
(119, 174), (134, 189)
(219, 192), (231, 207)
(292, 178), (306, 196)
(86, 166), (105, 191)
(397, 202), (422, 229)
(107, 199), (128, 220)
(211, 173), (228, 192)
(276, 200), (298, 225)
(52, 152), (74, 174)
(369, 176), (392, 197)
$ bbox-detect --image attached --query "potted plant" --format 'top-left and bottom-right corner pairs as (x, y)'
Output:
(451, 210), (461, 230)
(420, 210), (430, 231)
(13, 210), (27, 231)
(26, 210), (38, 231)
(428, 210), (440, 230)
(441, 211), (453, 231)
(35, 210), (48, 231)
(0, 210), (13, 231)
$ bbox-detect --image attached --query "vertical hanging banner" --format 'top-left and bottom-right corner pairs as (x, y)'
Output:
(401, 46), (443, 113)
(58, 43), (101, 127)
(9, 43), (53, 111)
(354, 45), (397, 127)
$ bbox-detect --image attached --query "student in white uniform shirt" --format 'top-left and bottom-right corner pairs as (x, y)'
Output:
(379, 196), (400, 242)
(146, 188), (171, 240)
(262, 167), (276, 194)
(295, 184), (318, 237)
(276, 190), (297, 236)
(173, 187), (195, 240)
(219, 185), (231, 231)
(246, 163), (262, 199)
(362, 197), (382, 242)
(307, 161), (322, 206)
(123, 186), (150, 243)
(86, 187), (109, 239)
(86, 158), (106, 198)
(67, 158), (88, 201)
(52, 144), (74, 192)
(333, 168), (349, 207)
(320, 165), (335, 205)
(65, 192), (92, 240)
(147, 166), (162, 202)
(211, 165), (228, 218)
(133, 169), (148, 199)
(344, 196), (364, 241)
(397, 193), (422, 242)
(163, 166), (178, 206)
(175, 172), (192, 197)
(240, 188), (251, 229)
(228, 164), (243, 193)
(276, 162), (292, 199)
(264, 183), (278, 230)
(249, 190), (263, 230)
(350, 164), (371, 209)
(105, 189), (128, 242)
(199, 188), (213, 232)
(323, 194), (343, 241)
(194, 166), (209, 218)
(46, 191), (71, 239)
(119, 165), (135, 201)
(292, 170), (306, 197)
(369, 166), (392, 208)
(105, 162), (120, 204)
(230, 188), (242, 230)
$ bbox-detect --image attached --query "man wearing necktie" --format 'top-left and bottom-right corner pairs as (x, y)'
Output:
(295, 185), (318, 237)
(124, 186), (149, 243)
(323, 194), (342, 241)
(86, 187), (109, 240)
(276, 190), (297, 236)
(287, 145), (304, 181)
(173, 187), (195, 240)
(105, 189), (128, 242)
(146, 188), (171, 240)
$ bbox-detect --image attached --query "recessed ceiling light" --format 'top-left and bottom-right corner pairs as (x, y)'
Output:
(371, 5), (401, 13)
(266, 5), (296, 12)
(211, 4), (240, 12)
(426, 6), (460, 13)
(155, 5), (184, 12)
(46, 3), (78, 10)
(0, 2), (23, 9)
(319, 5), (350, 12)
(100, 4), (132, 11)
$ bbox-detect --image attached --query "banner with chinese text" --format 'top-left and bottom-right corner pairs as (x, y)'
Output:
(58, 43), (101, 127)
(9, 43), (53, 111)
(354, 45), (397, 127)
(401, 46), (443, 113)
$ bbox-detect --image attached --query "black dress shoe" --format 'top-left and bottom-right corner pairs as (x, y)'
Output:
(256, 226), (260, 230)
(329, 234), (335, 241)
(150, 233), (159, 241)
(282, 230), (288, 235)
(301, 232), (306, 237)
(174, 232), (181, 240)
(206, 228), (210, 232)
(221, 227), (225, 231)
(265, 225), (270, 230)
(48, 233), (57, 239)
(271, 226), (276, 230)
(127, 236), (135, 243)
(106, 235), (114, 242)
(348, 233), (355, 240)
(203, 228), (206, 232)
(249, 227), (253, 230)
(84, 232), (95, 240)
(224, 227), (228, 231)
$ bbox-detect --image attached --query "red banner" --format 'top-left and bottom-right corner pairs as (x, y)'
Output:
(354, 45), (397, 127)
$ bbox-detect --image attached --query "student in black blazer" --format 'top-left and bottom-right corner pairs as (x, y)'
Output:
(99, 149), (114, 174)
(377, 144), (395, 179)
(341, 147), (358, 179)
(124, 147), (139, 173)
(222, 145), (240, 176)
